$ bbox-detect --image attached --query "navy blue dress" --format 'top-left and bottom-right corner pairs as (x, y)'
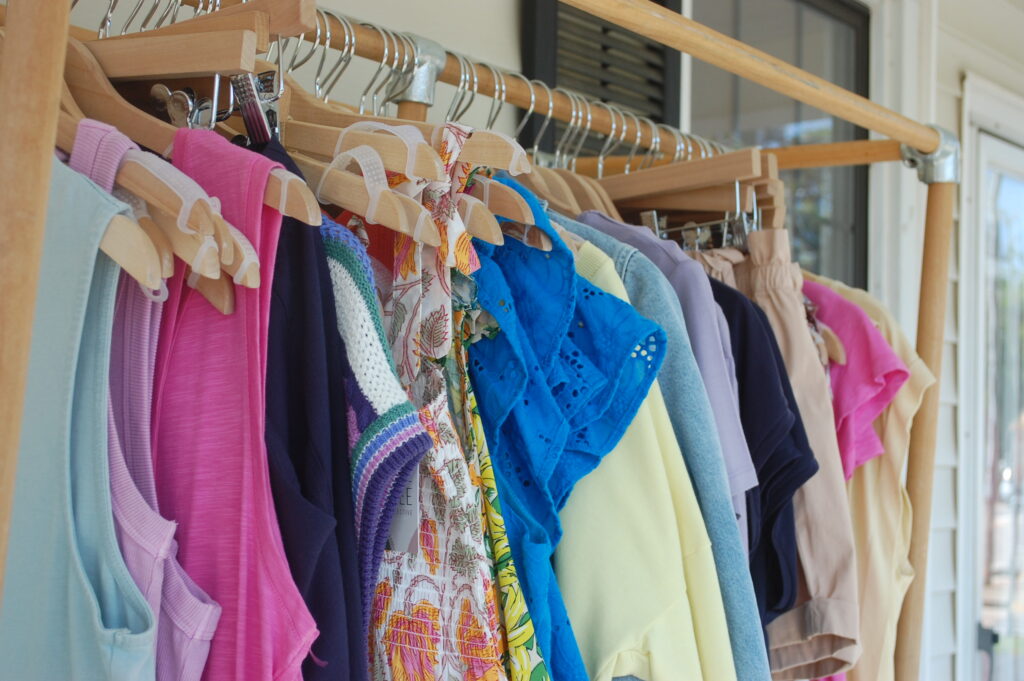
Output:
(709, 277), (819, 629)
(256, 139), (369, 681)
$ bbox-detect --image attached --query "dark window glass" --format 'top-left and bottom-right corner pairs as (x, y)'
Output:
(691, 0), (870, 285)
(521, 0), (681, 155)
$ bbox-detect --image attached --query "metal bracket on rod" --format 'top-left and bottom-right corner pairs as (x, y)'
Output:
(399, 34), (447, 106)
(901, 125), (961, 184)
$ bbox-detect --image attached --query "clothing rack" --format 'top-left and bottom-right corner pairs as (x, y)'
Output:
(309, 10), (958, 677)
(0, 2), (959, 679)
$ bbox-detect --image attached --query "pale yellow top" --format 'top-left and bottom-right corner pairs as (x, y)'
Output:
(555, 241), (736, 681)
(803, 271), (935, 681)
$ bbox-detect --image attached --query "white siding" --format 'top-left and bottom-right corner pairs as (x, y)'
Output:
(928, 3), (1024, 677)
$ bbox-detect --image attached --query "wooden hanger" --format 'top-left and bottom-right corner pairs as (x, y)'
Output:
(617, 183), (757, 212)
(281, 76), (446, 181)
(290, 151), (442, 247)
(285, 119), (446, 181)
(178, 0), (317, 39)
(135, 212), (175, 278)
(97, 5), (272, 51)
(521, 166), (582, 216)
(598, 148), (762, 201)
(584, 174), (624, 220)
(466, 176), (534, 225)
(456, 194), (504, 245)
(278, 68), (520, 242)
(551, 168), (606, 213)
(100, 214), (165, 290)
(284, 73), (530, 172)
(85, 29), (258, 81)
(63, 37), (319, 226)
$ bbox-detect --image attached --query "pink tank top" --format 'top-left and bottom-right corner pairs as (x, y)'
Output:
(69, 119), (223, 681)
(152, 128), (317, 681)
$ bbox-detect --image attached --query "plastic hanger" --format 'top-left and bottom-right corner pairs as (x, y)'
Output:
(291, 146), (442, 247)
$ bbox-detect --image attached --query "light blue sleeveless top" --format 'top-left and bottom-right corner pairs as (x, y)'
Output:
(0, 159), (156, 679)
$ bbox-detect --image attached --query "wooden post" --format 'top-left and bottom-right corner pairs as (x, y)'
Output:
(0, 0), (71, 599)
(895, 181), (958, 681)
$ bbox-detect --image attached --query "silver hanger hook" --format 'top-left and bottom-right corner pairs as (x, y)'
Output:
(481, 64), (506, 131)
(592, 101), (620, 179)
(509, 72), (536, 142)
(453, 55), (478, 122)
(696, 134), (712, 159)
(359, 23), (391, 114)
(120, 0), (148, 34)
(383, 33), (417, 108)
(310, 9), (332, 98)
(371, 27), (402, 115)
(98, 0), (119, 39)
(560, 91), (588, 169)
(678, 131), (696, 161)
(552, 87), (579, 168)
(657, 124), (682, 163)
(289, 14), (321, 72)
(138, 0), (167, 31)
(570, 96), (594, 171)
(444, 54), (469, 123)
(639, 117), (660, 170)
(530, 79), (555, 163)
(156, 0), (180, 29)
(320, 11), (355, 102)
(622, 110), (642, 174)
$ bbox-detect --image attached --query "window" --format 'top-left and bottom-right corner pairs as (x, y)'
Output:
(691, 0), (870, 286)
(520, 0), (682, 154)
(975, 131), (1024, 681)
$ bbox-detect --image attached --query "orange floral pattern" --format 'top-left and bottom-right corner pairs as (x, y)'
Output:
(369, 365), (506, 681)
(444, 292), (552, 681)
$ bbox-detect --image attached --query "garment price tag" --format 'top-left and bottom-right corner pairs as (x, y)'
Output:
(387, 467), (420, 555)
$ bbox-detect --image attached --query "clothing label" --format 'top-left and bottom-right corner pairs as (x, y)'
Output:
(388, 467), (420, 555)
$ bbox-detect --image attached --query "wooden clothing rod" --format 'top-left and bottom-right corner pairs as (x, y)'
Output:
(185, 2), (937, 156)
(559, 0), (940, 154)
(574, 140), (905, 176)
(772, 139), (905, 169)
(0, 0), (72, 603)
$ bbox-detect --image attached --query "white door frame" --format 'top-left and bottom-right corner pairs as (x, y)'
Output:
(956, 72), (1024, 681)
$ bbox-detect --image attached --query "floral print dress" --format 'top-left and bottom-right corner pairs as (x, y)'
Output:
(445, 275), (552, 681)
(369, 363), (507, 681)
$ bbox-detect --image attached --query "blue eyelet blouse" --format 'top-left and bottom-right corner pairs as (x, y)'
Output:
(468, 176), (666, 681)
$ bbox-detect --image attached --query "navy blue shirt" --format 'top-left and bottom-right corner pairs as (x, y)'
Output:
(709, 277), (819, 628)
(257, 140), (369, 681)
